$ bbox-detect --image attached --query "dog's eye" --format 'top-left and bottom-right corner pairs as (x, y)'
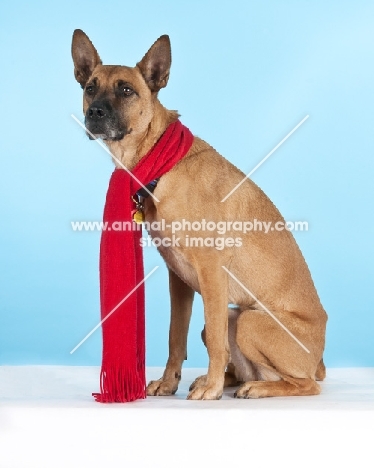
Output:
(85, 85), (95, 95)
(123, 87), (134, 96)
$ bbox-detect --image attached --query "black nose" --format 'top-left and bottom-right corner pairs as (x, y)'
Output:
(87, 100), (113, 121)
(88, 105), (106, 120)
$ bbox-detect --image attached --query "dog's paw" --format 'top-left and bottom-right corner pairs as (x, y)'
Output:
(187, 384), (223, 400)
(189, 374), (207, 392)
(146, 378), (179, 396)
(234, 382), (267, 399)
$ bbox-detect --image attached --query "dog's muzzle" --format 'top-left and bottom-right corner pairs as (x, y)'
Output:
(85, 100), (126, 141)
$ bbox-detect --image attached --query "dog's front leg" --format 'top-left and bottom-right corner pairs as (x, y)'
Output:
(187, 259), (229, 400)
(147, 268), (194, 396)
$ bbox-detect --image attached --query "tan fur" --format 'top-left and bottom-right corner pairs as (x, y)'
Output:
(72, 30), (328, 400)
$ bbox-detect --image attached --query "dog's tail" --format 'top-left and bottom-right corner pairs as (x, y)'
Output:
(315, 358), (326, 381)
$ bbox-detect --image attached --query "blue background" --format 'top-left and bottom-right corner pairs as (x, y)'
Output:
(0, 0), (373, 368)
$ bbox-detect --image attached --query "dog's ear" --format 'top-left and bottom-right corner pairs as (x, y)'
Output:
(71, 29), (102, 88)
(136, 35), (171, 92)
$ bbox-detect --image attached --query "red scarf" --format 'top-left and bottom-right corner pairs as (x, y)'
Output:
(93, 120), (194, 403)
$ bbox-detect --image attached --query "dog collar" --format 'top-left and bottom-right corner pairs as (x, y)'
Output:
(132, 179), (159, 224)
(136, 178), (159, 198)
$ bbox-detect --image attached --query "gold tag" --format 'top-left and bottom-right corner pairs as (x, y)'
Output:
(133, 210), (144, 224)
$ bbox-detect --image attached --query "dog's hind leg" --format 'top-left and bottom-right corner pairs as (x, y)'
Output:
(147, 268), (194, 396)
(233, 309), (324, 398)
(235, 378), (321, 398)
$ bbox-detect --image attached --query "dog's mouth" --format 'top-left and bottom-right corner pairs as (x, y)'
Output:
(87, 130), (126, 141)
(85, 123), (127, 141)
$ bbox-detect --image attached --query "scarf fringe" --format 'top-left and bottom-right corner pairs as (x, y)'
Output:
(93, 362), (146, 403)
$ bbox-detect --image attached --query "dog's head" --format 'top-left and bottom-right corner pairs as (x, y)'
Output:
(71, 29), (171, 142)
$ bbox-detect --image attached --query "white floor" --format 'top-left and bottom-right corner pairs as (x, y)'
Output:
(1, 366), (374, 467)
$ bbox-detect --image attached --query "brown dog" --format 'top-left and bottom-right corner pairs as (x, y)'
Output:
(72, 30), (327, 400)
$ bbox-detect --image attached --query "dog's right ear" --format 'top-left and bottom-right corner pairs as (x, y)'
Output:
(71, 29), (102, 88)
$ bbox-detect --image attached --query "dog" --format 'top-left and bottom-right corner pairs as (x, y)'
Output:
(72, 30), (327, 400)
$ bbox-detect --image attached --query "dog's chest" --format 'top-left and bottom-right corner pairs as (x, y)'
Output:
(143, 200), (200, 293)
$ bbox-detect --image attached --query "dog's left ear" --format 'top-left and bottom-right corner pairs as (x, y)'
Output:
(137, 35), (171, 92)
(72, 29), (102, 88)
